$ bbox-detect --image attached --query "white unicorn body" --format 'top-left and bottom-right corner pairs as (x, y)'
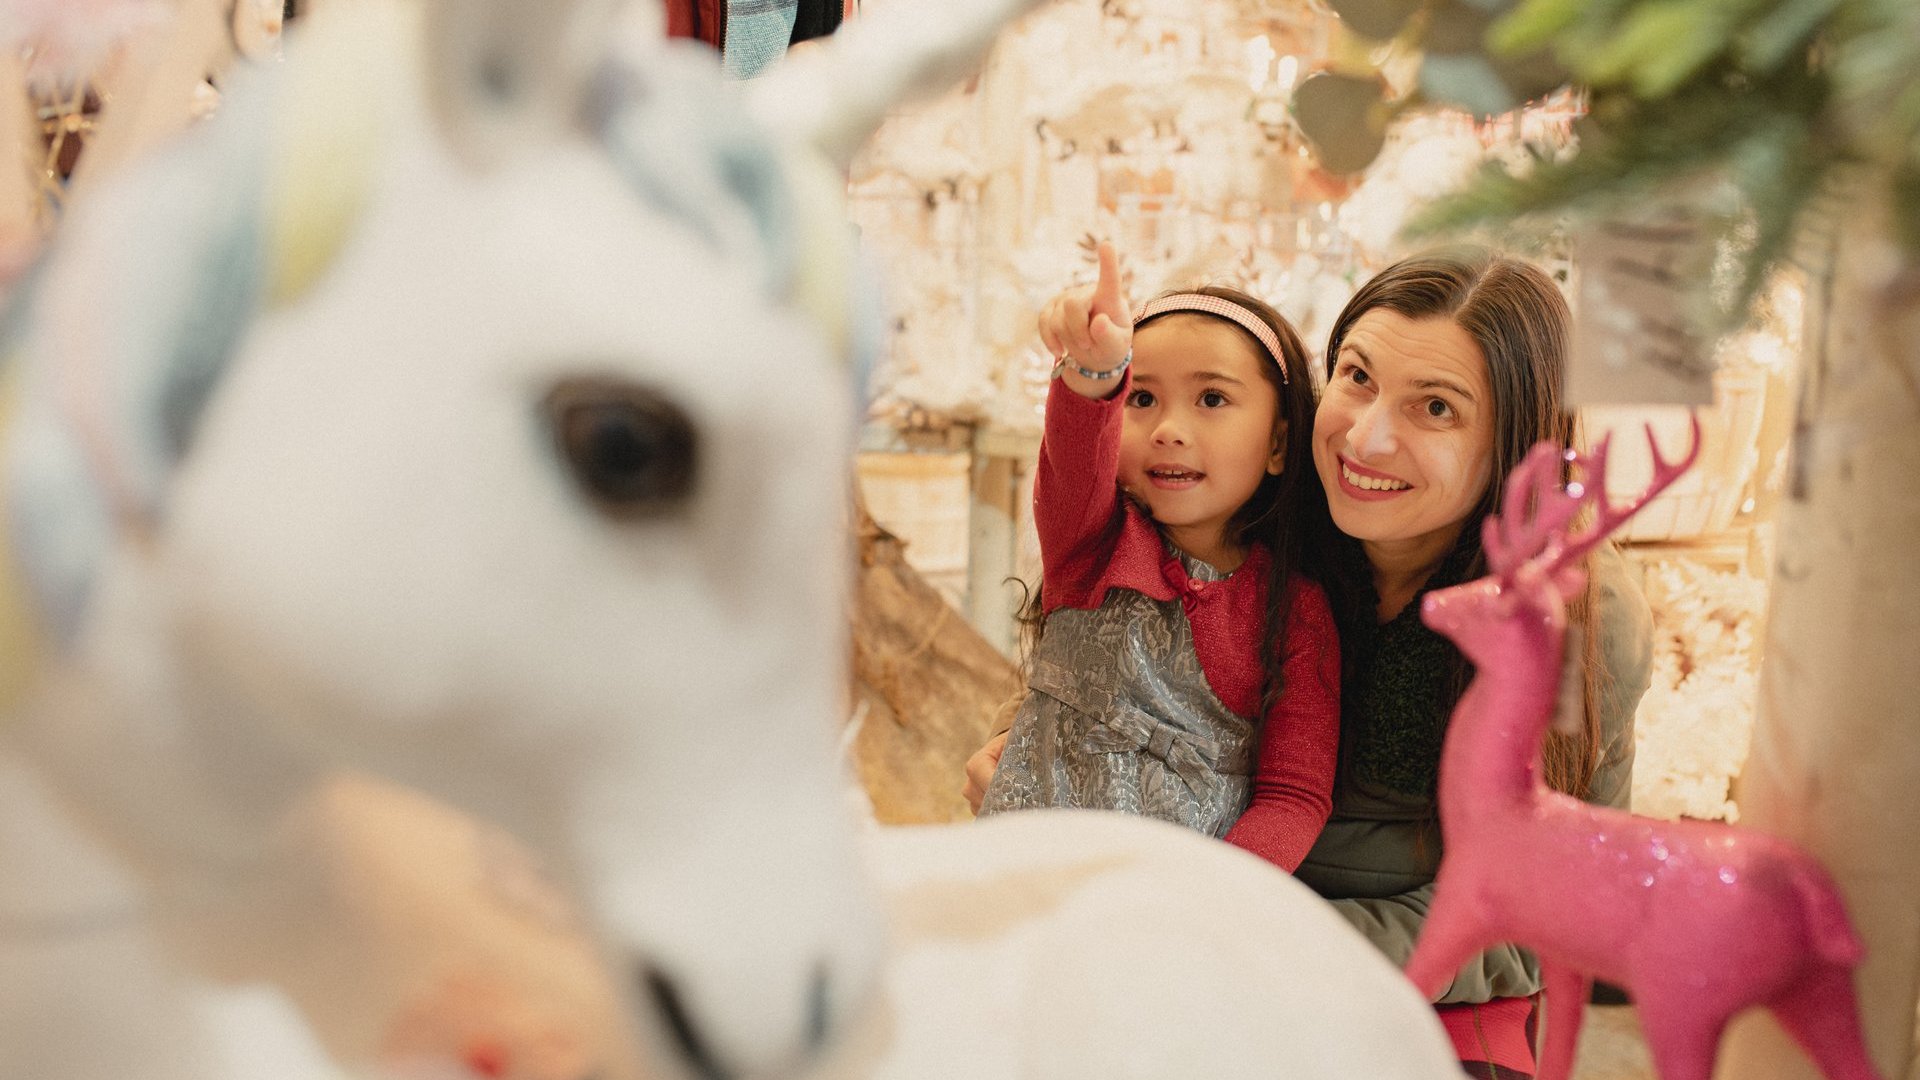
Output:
(3, 6), (886, 1076)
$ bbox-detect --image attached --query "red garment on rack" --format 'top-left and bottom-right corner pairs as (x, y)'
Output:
(663, 0), (724, 51)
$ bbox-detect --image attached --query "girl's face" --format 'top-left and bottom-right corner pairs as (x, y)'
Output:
(1118, 317), (1285, 564)
(1313, 309), (1495, 553)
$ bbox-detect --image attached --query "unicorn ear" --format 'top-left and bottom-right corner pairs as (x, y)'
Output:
(420, 0), (631, 167)
(594, 39), (801, 298)
(746, 0), (1053, 169)
(3, 69), (277, 645)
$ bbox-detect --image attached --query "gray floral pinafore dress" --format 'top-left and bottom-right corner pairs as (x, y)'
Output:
(978, 551), (1255, 837)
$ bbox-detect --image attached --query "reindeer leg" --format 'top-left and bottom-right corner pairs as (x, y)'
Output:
(1534, 963), (1591, 1080)
(1768, 964), (1886, 1080)
(1635, 994), (1729, 1080)
(1402, 891), (1495, 1001)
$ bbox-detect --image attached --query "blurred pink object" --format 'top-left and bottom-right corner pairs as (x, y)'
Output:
(0, 221), (42, 289)
(0, 0), (166, 82)
(382, 971), (592, 1080)
(1404, 418), (1884, 1080)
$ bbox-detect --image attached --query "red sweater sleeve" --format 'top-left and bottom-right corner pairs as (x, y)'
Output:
(1034, 373), (1124, 580)
(1033, 372), (1174, 613)
(1223, 579), (1341, 872)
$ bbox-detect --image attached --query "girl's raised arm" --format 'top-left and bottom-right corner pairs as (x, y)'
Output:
(1032, 242), (1136, 576)
(1039, 242), (1133, 399)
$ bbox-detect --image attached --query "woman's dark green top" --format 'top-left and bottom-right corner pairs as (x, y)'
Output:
(1291, 541), (1653, 1005)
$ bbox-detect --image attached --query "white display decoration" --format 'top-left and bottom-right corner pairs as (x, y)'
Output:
(1582, 275), (1800, 542)
(1632, 557), (1771, 822)
(849, 0), (1593, 436)
(850, 0), (1357, 435)
(1244, 33), (1275, 93)
(1336, 112), (1488, 258)
(1598, 278), (1801, 824)
(1275, 53), (1299, 95)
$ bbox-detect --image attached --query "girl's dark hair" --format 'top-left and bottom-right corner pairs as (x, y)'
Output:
(1310, 249), (1605, 798)
(1020, 285), (1319, 718)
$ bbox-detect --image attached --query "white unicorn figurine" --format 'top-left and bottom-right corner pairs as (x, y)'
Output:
(0, 1), (1467, 1078)
(0, 0), (967, 1075)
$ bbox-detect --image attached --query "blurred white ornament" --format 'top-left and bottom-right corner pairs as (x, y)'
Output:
(1244, 34), (1274, 93)
(1274, 54), (1299, 96)
(0, 0), (166, 83)
(1336, 113), (1483, 257)
(232, 0), (284, 61)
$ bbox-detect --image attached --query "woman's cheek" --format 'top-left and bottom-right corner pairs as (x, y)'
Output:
(1437, 436), (1495, 509)
(1311, 399), (1348, 455)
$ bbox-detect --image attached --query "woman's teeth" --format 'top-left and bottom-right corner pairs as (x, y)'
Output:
(1342, 463), (1410, 491)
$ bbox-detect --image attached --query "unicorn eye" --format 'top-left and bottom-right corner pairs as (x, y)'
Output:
(546, 378), (698, 517)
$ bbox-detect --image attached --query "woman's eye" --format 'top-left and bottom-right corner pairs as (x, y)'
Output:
(1126, 389), (1155, 408)
(1345, 365), (1370, 386)
(1199, 389), (1229, 408)
(1424, 398), (1454, 420)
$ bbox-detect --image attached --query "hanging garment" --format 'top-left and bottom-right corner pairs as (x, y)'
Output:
(788, 0), (841, 45)
(721, 0), (796, 78)
(664, 0), (693, 37)
(663, 0), (724, 51)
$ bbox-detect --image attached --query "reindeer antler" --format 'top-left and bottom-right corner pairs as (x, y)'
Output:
(1483, 441), (1584, 580)
(1484, 414), (1702, 583)
(1547, 414), (1702, 574)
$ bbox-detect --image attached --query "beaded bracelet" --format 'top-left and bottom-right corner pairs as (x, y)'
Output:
(1051, 349), (1132, 382)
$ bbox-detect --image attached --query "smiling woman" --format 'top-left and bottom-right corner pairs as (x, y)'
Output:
(1294, 250), (1654, 1079)
(1317, 308), (1495, 585)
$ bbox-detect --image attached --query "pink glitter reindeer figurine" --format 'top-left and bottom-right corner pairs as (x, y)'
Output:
(1404, 419), (1884, 1080)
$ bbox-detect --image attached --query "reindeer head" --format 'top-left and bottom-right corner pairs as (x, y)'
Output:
(1421, 417), (1700, 670)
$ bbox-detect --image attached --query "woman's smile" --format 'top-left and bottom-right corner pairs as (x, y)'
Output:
(1336, 455), (1412, 498)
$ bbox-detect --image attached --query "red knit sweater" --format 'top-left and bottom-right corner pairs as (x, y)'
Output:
(1035, 375), (1340, 872)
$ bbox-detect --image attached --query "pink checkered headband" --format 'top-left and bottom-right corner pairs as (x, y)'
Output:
(1129, 293), (1291, 385)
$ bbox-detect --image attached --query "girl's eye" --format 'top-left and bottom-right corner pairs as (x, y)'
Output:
(1199, 389), (1229, 408)
(1424, 398), (1455, 420)
(1126, 389), (1156, 408)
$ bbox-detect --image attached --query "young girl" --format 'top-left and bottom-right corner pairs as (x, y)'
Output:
(975, 242), (1340, 872)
